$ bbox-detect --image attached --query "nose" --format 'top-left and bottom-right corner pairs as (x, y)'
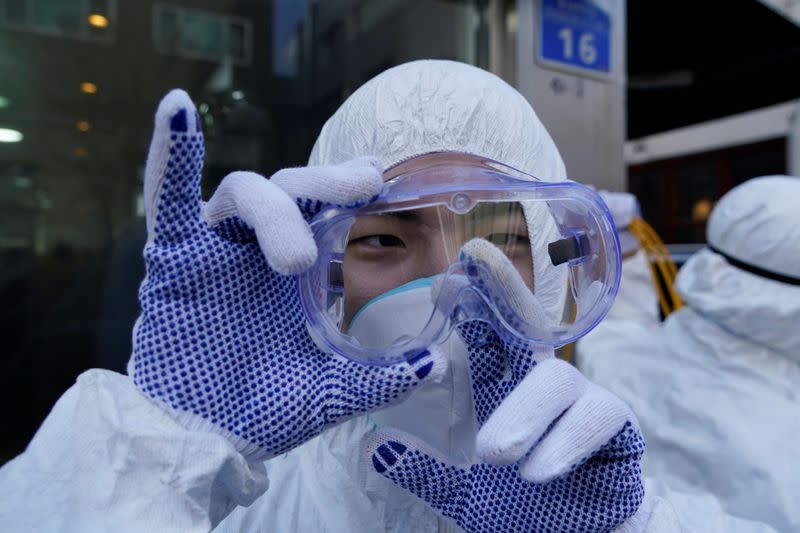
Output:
(419, 213), (463, 277)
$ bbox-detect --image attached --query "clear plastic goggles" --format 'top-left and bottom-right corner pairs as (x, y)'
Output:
(298, 154), (621, 365)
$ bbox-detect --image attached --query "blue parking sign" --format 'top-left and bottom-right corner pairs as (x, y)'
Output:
(539, 0), (612, 76)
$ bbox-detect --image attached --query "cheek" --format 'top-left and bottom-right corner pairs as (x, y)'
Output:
(341, 253), (419, 330)
(342, 262), (385, 330)
(341, 248), (451, 329)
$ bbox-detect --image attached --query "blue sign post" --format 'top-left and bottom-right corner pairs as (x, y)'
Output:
(538, 0), (612, 77)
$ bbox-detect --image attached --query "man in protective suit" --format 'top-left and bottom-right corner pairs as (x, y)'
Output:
(0, 61), (776, 533)
(578, 176), (800, 533)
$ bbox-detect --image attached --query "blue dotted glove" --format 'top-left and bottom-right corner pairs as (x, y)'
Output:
(131, 90), (445, 459)
(366, 242), (647, 533)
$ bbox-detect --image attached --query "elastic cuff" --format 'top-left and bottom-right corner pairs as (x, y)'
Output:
(164, 404), (268, 461)
(613, 490), (655, 533)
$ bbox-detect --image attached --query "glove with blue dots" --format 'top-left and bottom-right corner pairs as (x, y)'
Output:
(366, 240), (649, 532)
(130, 90), (446, 460)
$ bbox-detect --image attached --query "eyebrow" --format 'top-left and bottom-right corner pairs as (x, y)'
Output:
(379, 210), (421, 222)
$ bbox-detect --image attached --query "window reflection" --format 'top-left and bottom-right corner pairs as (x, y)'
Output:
(0, 0), (488, 464)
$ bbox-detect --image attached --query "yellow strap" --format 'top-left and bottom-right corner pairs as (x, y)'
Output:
(559, 217), (681, 360)
(557, 342), (575, 363)
(629, 220), (669, 316)
(629, 217), (684, 316)
(631, 217), (684, 314)
(633, 220), (678, 315)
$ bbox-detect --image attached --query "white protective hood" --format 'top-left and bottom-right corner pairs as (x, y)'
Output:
(308, 60), (565, 177)
(691, 175), (800, 357)
(309, 59), (569, 322)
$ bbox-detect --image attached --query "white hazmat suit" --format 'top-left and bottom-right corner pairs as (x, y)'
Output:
(0, 61), (777, 533)
(597, 191), (661, 326)
(578, 176), (800, 532)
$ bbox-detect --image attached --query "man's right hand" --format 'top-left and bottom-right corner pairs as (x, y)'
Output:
(131, 89), (446, 460)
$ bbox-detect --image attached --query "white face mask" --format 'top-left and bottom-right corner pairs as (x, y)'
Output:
(348, 279), (478, 463)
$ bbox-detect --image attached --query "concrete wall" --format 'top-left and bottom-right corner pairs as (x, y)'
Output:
(515, 0), (626, 191)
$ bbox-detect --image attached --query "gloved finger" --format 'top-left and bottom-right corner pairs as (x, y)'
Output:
(364, 427), (468, 516)
(460, 238), (549, 326)
(270, 156), (384, 210)
(476, 358), (586, 465)
(575, 279), (605, 314)
(324, 346), (449, 420)
(203, 171), (317, 275)
(458, 321), (506, 386)
(454, 322), (517, 426)
(144, 89), (205, 245)
(520, 383), (636, 483)
(459, 238), (551, 380)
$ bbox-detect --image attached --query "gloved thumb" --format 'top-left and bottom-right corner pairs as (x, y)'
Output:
(364, 428), (468, 516)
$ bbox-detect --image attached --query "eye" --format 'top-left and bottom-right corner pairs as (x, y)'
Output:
(350, 234), (406, 249)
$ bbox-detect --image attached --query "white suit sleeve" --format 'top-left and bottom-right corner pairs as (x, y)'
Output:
(605, 249), (660, 326)
(0, 369), (269, 533)
(638, 479), (778, 533)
